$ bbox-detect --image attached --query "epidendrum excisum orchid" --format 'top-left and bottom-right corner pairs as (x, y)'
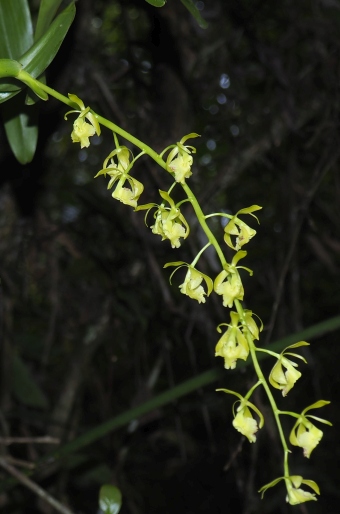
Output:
(1, 48), (331, 505)
(68, 113), (330, 505)
(1, 50), (332, 511)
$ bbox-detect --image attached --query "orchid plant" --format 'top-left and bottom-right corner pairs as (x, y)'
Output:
(0, 4), (332, 505)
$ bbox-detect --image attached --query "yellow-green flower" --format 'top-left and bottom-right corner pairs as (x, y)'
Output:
(214, 251), (252, 308)
(165, 133), (200, 184)
(289, 400), (332, 458)
(65, 94), (101, 148)
(217, 388), (264, 443)
(112, 176), (144, 208)
(179, 267), (208, 303)
(71, 116), (96, 148)
(286, 476), (320, 505)
(95, 146), (144, 208)
(224, 205), (261, 250)
(269, 341), (309, 396)
(138, 190), (189, 248)
(233, 407), (258, 442)
(215, 311), (249, 369)
(214, 269), (244, 308)
(164, 262), (213, 304)
(259, 475), (320, 505)
(152, 212), (186, 248)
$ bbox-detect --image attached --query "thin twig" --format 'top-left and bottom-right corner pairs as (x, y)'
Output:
(0, 457), (75, 514)
(265, 147), (340, 344)
(0, 436), (60, 445)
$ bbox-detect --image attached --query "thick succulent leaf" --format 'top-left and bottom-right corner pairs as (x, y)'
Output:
(0, 2), (76, 101)
(99, 485), (122, 514)
(1, 91), (39, 164)
(180, 0), (208, 29)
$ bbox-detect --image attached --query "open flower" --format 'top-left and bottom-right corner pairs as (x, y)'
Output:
(269, 341), (309, 396)
(164, 262), (213, 304)
(165, 133), (200, 183)
(137, 190), (189, 248)
(289, 400), (332, 458)
(214, 251), (252, 308)
(224, 205), (261, 250)
(65, 94), (101, 148)
(259, 475), (320, 505)
(215, 311), (249, 369)
(286, 476), (320, 505)
(217, 388), (264, 443)
(95, 146), (144, 208)
(112, 176), (144, 208)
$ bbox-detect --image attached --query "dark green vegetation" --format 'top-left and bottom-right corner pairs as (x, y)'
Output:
(0, 0), (340, 512)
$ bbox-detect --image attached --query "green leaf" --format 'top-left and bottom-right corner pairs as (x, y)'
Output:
(0, 0), (33, 59)
(0, 2), (76, 100)
(0, 0), (37, 162)
(180, 0), (208, 29)
(35, 0), (64, 40)
(99, 485), (122, 514)
(1, 91), (39, 164)
(12, 354), (49, 409)
(144, 0), (166, 6)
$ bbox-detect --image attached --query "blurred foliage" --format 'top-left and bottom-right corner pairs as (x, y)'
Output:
(0, 0), (340, 513)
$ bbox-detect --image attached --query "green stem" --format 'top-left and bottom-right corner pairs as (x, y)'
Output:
(234, 298), (291, 479)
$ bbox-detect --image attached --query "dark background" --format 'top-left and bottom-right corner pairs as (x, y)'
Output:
(0, 0), (339, 512)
